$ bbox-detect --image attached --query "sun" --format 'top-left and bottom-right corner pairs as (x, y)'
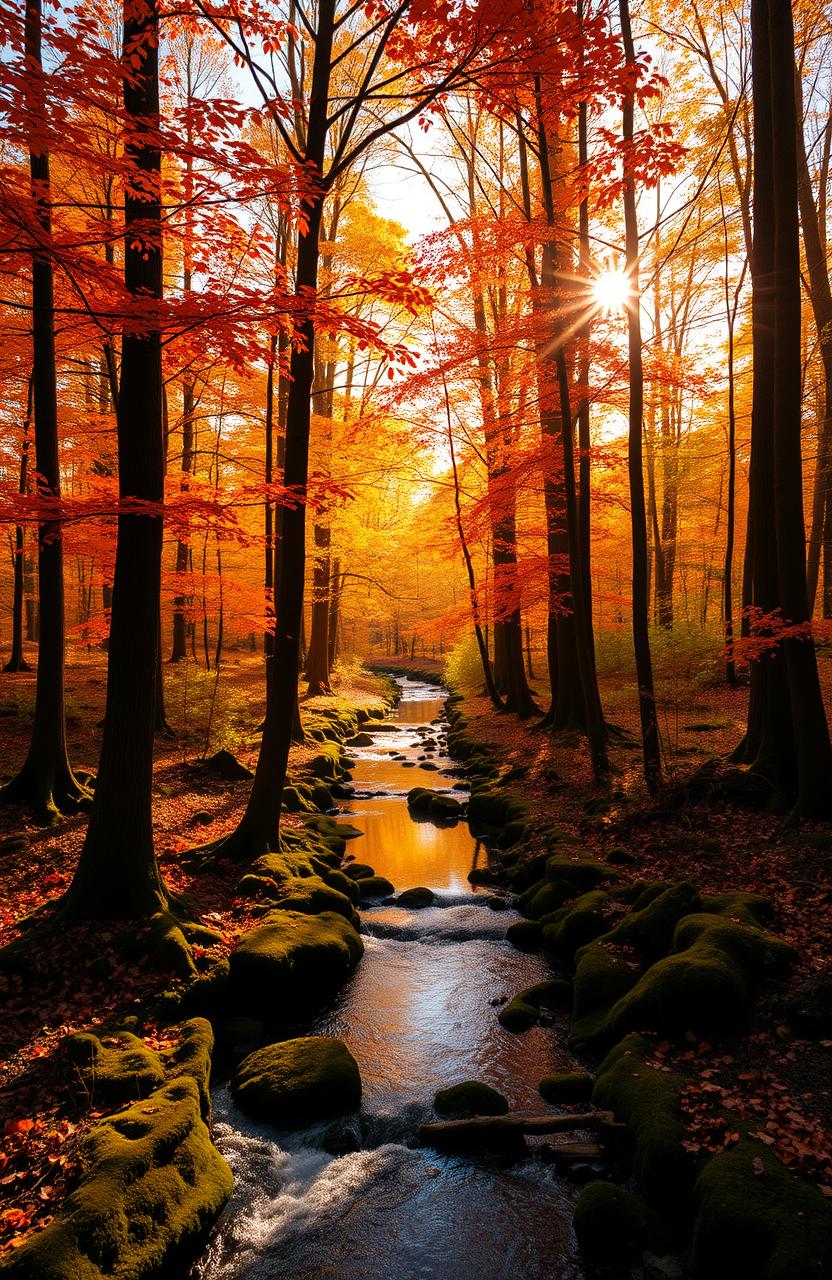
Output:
(592, 268), (631, 315)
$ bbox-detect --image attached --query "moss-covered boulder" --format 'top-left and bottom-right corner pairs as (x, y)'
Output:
(538, 1072), (594, 1105)
(396, 887), (435, 909)
(282, 783), (316, 814)
(541, 890), (615, 963)
(343, 863), (374, 881)
(602, 913), (796, 1045)
(228, 911), (363, 1018)
(498, 979), (571, 1032)
(571, 942), (642, 1048)
(357, 875), (394, 900)
(573, 1181), (648, 1263)
(406, 787), (433, 813)
(433, 1080), (508, 1118)
(592, 1035), (693, 1221)
(0, 1075), (232, 1279)
(269, 876), (359, 928)
(597, 881), (700, 963)
(505, 919), (543, 952)
(429, 793), (464, 820)
(231, 1036), (361, 1128)
(691, 1134), (832, 1279)
(64, 1031), (165, 1108)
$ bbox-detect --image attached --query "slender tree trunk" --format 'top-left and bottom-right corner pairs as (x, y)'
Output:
(5, 382), (33, 673)
(65, 0), (168, 915)
(220, 0), (335, 856)
(1, 0), (87, 818)
(620, 0), (661, 795)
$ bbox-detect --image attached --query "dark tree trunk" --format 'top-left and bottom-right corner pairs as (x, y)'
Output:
(5, 383), (33, 674)
(328, 557), (341, 670)
(170, 381), (195, 662)
(219, 0), (335, 857)
(306, 519), (332, 695)
(767, 0), (832, 815)
(1, 0), (87, 817)
(738, 0), (796, 784)
(65, 0), (168, 915)
(620, 0), (661, 794)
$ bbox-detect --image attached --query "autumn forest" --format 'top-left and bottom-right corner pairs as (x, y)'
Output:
(0, 0), (831, 1275)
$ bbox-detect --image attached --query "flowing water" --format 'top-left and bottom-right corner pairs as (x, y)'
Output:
(197, 677), (595, 1280)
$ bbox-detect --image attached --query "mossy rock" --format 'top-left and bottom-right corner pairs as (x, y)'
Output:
(433, 1080), (508, 1118)
(282, 784), (316, 814)
(345, 732), (374, 747)
(309, 783), (334, 812)
(518, 878), (575, 920)
(468, 788), (526, 828)
(229, 911), (363, 1018)
(307, 744), (344, 782)
(571, 942), (642, 1049)
(691, 1135), (832, 1279)
(505, 919), (543, 952)
(406, 787), (433, 813)
(396, 887), (435, 909)
(545, 856), (615, 892)
(428, 793), (464, 820)
(542, 890), (615, 963)
(504, 853), (549, 891)
(64, 1031), (165, 1109)
(357, 875), (394, 900)
(0, 1077), (233, 1279)
(601, 913), (796, 1045)
(573, 1181), (648, 1263)
(498, 979), (571, 1032)
(598, 882), (701, 963)
(495, 819), (528, 850)
(231, 1036), (361, 1129)
(343, 863), (374, 881)
(177, 960), (229, 1022)
(592, 1035), (693, 1222)
(700, 890), (773, 928)
(605, 846), (637, 866)
(538, 1071), (594, 1105)
(270, 876), (359, 928)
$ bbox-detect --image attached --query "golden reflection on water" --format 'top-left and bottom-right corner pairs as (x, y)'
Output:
(345, 797), (482, 895)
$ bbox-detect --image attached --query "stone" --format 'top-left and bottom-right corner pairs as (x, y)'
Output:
(232, 1036), (361, 1128)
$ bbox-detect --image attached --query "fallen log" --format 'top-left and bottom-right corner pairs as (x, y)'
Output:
(418, 1110), (622, 1150)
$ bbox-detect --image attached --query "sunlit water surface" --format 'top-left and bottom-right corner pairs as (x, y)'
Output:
(197, 678), (597, 1280)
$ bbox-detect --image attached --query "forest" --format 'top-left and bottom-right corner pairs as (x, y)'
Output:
(0, 0), (831, 1275)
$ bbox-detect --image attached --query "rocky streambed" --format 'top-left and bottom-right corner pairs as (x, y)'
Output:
(196, 677), (602, 1280)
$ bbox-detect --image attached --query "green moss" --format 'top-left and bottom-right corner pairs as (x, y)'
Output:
(545, 856), (615, 892)
(307, 743), (344, 782)
(433, 1080), (509, 1118)
(591, 1034), (692, 1221)
(573, 1181), (648, 1263)
(310, 783), (334, 812)
(505, 919), (543, 952)
(699, 891), (773, 928)
(467, 788), (526, 828)
(504, 853), (549, 891)
(541, 890), (614, 963)
(518, 879), (574, 919)
(229, 911), (363, 1019)
(570, 942), (641, 1048)
(691, 1137), (832, 1279)
(0, 1077), (232, 1279)
(606, 846), (637, 866)
(357, 875), (394, 899)
(598, 882), (701, 963)
(64, 1032), (165, 1109)
(538, 1072), (594, 1105)
(232, 1036), (361, 1128)
(282, 784), (316, 814)
(268, 876), (359, 928)
(498, 979), (571, 1032)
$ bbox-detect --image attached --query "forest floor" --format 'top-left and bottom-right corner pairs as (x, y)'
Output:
(0, 649), (830, 1247)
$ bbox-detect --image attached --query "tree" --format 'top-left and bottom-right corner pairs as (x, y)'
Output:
(65, 0), (169, 916)
(0, 0), (89, 819)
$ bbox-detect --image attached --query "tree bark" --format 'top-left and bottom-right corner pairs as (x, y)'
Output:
(5, 381), (33, 674)
(65, 0), (168, 914)
(1, 0), (87, 817)
(620, 0), (661, 795)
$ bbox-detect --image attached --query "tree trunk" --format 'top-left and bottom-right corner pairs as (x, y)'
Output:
(1, 0), (87, 818)
(768, 0), (832, 815)
(5, 382), (33, 674)
(620, 0), (661, 795)
(65, 0), (168, 915)
(220, 0), (335, 857)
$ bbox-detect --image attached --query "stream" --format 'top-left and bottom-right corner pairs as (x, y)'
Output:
(197, 677), (594, 1280)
